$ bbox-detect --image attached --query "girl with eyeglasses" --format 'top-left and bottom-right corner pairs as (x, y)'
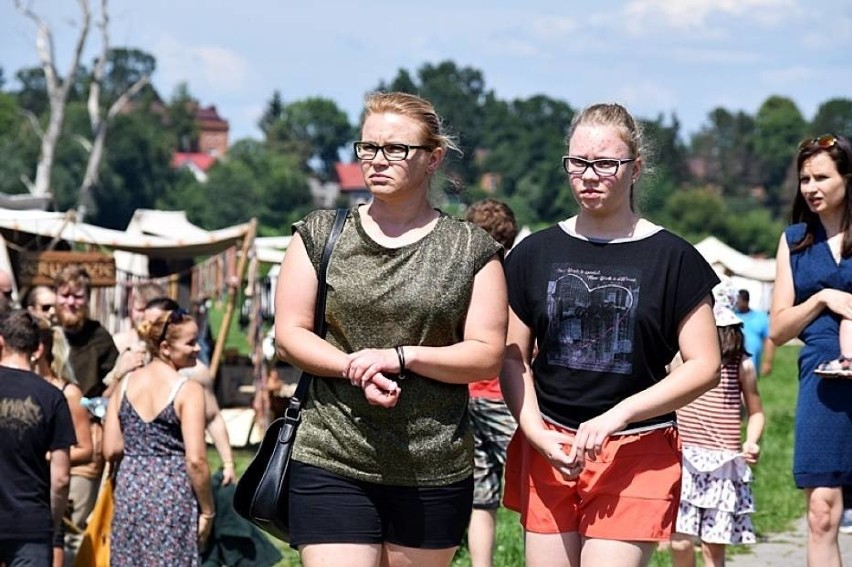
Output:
(275, 91), (507, 567)
(769, 133), (852, 565)
(500, 103), (721, 567)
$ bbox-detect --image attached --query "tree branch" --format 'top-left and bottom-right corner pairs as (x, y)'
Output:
(20, 108), (45, 139)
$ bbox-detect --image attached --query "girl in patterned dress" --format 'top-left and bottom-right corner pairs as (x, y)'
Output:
(670, 279), (765, 567)
(103, 309), (215, 566)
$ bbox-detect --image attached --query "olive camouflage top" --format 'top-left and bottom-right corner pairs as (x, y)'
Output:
(291, 206), (501, 486)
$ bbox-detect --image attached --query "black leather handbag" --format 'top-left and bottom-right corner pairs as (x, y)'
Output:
(233, 208), (347, 541)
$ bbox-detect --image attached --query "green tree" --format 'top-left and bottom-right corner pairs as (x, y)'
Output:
(753, 95), (807, 214)
(378, 61), (491, 187)
(97, 48), (157, 108)
(689, 108), (758, 196)
(264, 97), (352, 179)
(89, 107), (176, 228)
(258, 90), (284, 138)
(14, 66), (51, 116)
(663, 188), (728, 242)
(0, 91), (40, 195)
(480, 94), (575, 223)
(159, 140), (313, 234)
(809, 98), (852, 138)
(725, 207), (785, 257)
(168, 83), (198, 152)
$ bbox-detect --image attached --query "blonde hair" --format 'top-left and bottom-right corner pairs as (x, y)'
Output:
(567, 103), (652, 211)
(363, 92), (461, 157)
(36, 321), (77, 384)
(137, 309), (194, 355)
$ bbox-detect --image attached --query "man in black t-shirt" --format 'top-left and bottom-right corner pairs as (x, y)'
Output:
(0, 310), (76, 566)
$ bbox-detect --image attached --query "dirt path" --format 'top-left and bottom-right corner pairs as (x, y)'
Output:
(727, 516), (852, 566)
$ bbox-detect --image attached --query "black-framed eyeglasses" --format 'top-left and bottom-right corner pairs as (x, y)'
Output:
(798, 134), (838, 151)
(354, 141), (433, 161)
(0, 290), (11, 299)
(562, 156), (636, 177)
(38, 304), (54, 313)
(158, 308), (189, 344)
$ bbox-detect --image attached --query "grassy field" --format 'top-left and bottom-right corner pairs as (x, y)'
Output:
(214, 344), (804, 566)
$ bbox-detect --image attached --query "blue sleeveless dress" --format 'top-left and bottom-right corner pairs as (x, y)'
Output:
(785, 223), (852, 488)
(111, 377), (198, 566)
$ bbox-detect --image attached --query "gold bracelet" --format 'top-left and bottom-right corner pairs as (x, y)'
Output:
(200, 512), (216, 519)
(222, 461), (235, 467)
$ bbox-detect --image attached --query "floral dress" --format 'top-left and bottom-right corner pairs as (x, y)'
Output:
(111, 377), (198, 566)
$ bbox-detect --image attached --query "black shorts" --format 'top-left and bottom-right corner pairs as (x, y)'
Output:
(288, 460), (473, 549)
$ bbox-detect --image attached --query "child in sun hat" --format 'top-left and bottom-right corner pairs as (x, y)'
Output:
(669, 278), (766, 567)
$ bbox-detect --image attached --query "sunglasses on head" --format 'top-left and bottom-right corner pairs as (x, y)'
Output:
(158, 308), (189, 344)
(798, 134), (838, 151)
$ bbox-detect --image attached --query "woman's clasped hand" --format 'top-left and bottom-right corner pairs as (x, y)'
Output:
(344, 347), (401, 407)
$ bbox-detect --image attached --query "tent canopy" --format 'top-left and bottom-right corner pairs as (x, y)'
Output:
(0, 208), (251, 258)
(694, 236), (776, 282)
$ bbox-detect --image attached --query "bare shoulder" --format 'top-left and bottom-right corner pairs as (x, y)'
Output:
(63, 382), (84, 401)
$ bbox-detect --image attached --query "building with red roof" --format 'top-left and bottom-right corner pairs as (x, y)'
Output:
(334, 163), (369, 205)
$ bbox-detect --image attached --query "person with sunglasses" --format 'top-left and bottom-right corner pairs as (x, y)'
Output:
(769, 133), (852, 565)
(24, 285), (57, 324)
(143, 295), (237, 486)
(500, 103), (721, 567)
(275, 91), (507, 567)
(103, 307), (214, 565)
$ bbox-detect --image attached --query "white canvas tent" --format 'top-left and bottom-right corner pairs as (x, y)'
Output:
(694, 236), (776, 311)
(0, 208), (251, 259)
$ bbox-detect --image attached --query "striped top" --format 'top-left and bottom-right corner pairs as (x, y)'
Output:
(677, 356), (743, 452)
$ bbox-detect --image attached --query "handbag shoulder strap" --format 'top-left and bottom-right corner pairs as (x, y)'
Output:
(290, 208), (348, 404)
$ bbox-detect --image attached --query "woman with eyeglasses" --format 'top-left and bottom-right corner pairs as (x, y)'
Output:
(500, 103), (720, 567)
(103, 308), (215, 565)
(769, 133), (852, 566)
(274, 91), (507, 567)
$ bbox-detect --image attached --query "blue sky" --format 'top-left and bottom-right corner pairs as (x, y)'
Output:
(2, 0), (850, 143)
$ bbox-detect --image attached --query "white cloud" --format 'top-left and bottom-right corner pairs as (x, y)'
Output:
(759, 65), (816, 85)
(153, 35), (251, 96)
(623, 0), (796, 34)
(666, 47), (763, 65)
(614, 81), (679, 115)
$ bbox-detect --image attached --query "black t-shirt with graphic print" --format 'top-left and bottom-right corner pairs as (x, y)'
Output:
(0, 367), (76, 540)
(505, 223), (718, 430)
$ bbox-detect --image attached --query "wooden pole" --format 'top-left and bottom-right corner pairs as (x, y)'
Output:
(209, 218), (257, 382)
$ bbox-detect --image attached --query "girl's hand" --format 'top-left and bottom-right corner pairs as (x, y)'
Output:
(361, 373), (400, 408)
(741, 441), (761, 464)
(527, 427), (581, 480)
(566, 407), (629, 465)
(198, 513), (214, 545)
(820, 289), (852, 319)
(220, 462), (236, 485)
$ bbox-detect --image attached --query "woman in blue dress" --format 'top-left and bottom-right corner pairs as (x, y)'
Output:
(770, 133), (852, 566)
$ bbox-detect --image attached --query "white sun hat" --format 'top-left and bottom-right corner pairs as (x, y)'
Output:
(712, 278), (744, 327)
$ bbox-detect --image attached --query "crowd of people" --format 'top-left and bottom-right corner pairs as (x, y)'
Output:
(0, 91), (850, 567)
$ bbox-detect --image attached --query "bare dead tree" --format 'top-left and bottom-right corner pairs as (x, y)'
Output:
(14, 0), (91, 199)
(77, 0), (150, 218)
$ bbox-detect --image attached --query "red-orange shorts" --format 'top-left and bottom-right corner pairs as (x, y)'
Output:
(503, 422), (681, 541)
